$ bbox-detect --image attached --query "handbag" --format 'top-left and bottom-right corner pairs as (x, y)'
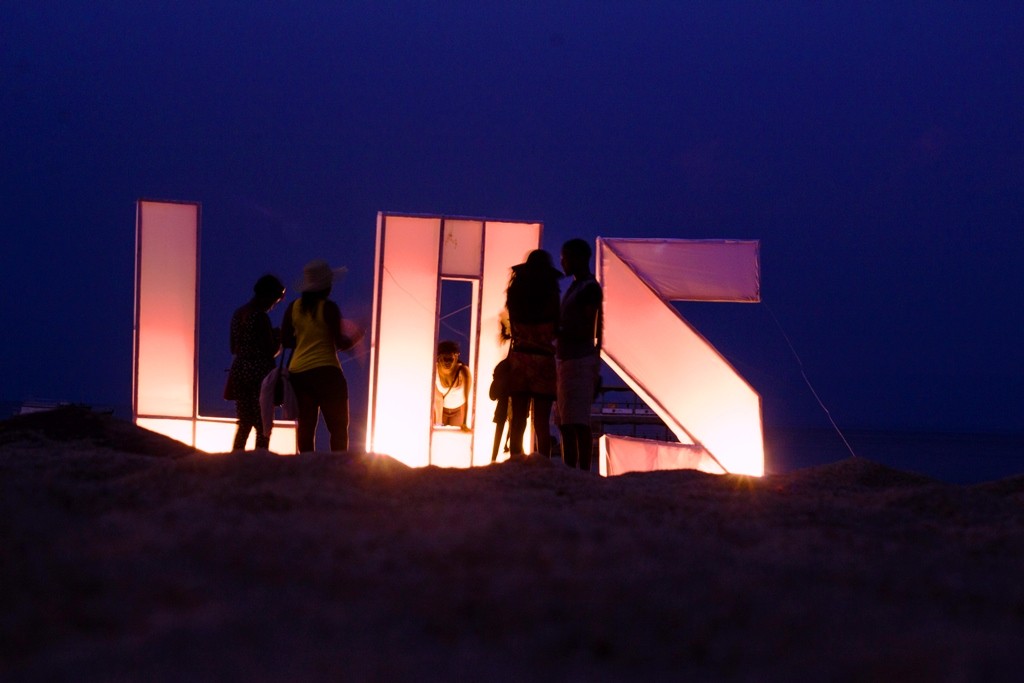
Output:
(488, 358), (510, 401)
(259, 349), (296, 437)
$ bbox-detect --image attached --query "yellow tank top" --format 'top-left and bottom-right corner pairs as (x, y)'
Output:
(288, 300), (341, 373)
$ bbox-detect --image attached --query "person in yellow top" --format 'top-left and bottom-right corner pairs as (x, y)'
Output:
(281, 260), (362, 452)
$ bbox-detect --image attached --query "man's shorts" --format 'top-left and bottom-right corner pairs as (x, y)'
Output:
(556, 354), (599, 426)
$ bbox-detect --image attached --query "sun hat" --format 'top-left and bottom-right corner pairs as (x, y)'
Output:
(296, 259), (347, 293)
(511, 249), (563, 278)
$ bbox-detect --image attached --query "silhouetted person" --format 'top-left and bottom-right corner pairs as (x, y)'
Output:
(433, 340), (472, 429)
(226, 274), (285, 450)
(504, 249), (561, 459)
(489, 356), (511, 461)
(557, 238), (603, 471)
(281, 260), (361, 453)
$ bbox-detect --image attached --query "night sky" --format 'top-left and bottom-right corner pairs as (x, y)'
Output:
(3, 2), (1023, 438)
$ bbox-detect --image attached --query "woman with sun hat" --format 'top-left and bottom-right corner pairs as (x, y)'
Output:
(281, 259), (362, 452)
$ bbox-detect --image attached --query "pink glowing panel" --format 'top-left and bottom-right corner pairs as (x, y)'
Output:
(134, 200), (199, 420)
(367, 214), (541, 468)
(605, 239), (760, 302)
(193, 418), (296, 454)
(430, 428), (473, 468)
(441, 219), (484, 277)
(136, 417), (195, 447)
(367, 214), (443, 466)
(597, 238), (764, 476)
(598, 434), (725, 477)
(471, 220), (541, 465)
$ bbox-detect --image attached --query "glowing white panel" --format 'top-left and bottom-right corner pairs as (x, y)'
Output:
(367, 214), (541, 468)
(194, 418), (296, 454)
(430, 427), (474, 468)
(134, 198), (298, 455)
(136, 417), (195, 447)
(367, 215), (442, 466)
(471, 221), (542, 465)
(598, 434), (725, 477)
(606, 239), (760, 302)
(136, 415), (297, 455)
(598, 239), (764, 476)
(194, 419), (241, 452)
(134, 200), (198, 418)
(441, 219), (484, 277)
(266, 423), (298, 454)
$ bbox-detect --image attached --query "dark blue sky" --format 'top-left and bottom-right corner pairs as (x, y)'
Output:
(3, 2), (1022, 434)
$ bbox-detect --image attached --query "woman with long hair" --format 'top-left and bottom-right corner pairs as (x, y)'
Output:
(281, 259), (361, 452)
(504, 249), (561, 458)
(225, 274), (285, 450)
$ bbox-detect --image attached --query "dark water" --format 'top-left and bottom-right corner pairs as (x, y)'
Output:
(765, 427), (1024, 485)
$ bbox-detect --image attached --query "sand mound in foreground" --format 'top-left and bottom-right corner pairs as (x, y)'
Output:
(2, 408), (1023, 681)
(0, 405), (197, 458)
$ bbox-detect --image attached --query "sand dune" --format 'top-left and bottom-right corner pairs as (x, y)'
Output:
(2, 407), (1023, 681)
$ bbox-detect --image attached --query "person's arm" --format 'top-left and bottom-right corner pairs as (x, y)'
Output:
(582, 282), (603, 352)
(281, 302), (296, 349)
(460, 363), (473, 431)
(461, 364), (473, 405)
(256, 311), (280, 359)
(323, 300), (360, 351)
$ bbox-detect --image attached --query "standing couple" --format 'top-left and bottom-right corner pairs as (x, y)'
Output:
(504, 238), (603, 470)
(227, 259), (361, 453)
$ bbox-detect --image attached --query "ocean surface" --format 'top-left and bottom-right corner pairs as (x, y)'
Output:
(764, 427), (1023, 485)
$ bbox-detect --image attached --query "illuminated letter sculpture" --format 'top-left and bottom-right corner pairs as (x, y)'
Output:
(133, 199), (297, 452)
(596, 238), (764, 476)
(366, 213), (541, 467)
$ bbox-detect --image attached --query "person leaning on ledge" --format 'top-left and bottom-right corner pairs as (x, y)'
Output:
(433, 339), (472, 430)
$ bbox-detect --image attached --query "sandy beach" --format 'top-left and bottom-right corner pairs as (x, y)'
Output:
(2, 407), (1023, 682)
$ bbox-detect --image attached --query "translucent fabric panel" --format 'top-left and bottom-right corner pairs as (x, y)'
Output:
(195, 418), (297, 454)
(430, 427), (473, 468)
(136, 416), (296, 454)
(599, 434), (725, 477)
(472, 221), (542, 465)
(194, 419), (242, 452)
(367, 214), (442, 466)
(441, 219), (484, 277)
(135, 201), (198, 418)
(136, 417), (195, 447)
(603, 239), (760, 302)
(265, 422), (298, 454)
(598, 239), (764, 476)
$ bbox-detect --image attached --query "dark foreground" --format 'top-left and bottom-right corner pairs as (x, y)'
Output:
(2, 408), (1023, 682)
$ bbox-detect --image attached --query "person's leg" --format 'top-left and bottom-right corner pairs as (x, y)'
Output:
(576, 424), (594, 471)
(509, 394), (531, 457)
(491, 399), (508, 462)
(232, 423), (250, 451)
(233, 384), (261, 450)
(288, 370), (320, 453)
(532, 397), (553, 457)
(560, 424), (578, 468)
(318, 367), (350, 452)
(560, 423), (593, 471)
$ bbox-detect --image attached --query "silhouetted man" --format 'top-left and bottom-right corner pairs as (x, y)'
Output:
(556, 239), (603, 470)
